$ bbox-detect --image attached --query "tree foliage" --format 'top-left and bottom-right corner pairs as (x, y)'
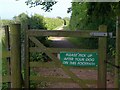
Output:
(0, 19), (14, 26)
(70, 2), (120, 30)
(13, 13), (47, 46)
(13, 13), (65, 44)
(29, 14), (46, 29)
(13, 13), (46, 29)
(69, 2), (88, 30)
(25, 0), (57, 12)
(69, 2), (120, 53)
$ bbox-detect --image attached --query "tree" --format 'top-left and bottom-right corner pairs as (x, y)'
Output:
(69, 2), (88, 30)
(13, 13), (30, 24)
(29, 14), (46, 29)
(70, 2), (120, 30)
(13, 13), (47, 42)
(13, 13), (30, 41)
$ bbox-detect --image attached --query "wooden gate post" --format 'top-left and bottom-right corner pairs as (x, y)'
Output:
(10, 24), (22, 88)
(98, 25), (107, 88)
(24, 25), (30, 88)
(114, 16), (120, 88)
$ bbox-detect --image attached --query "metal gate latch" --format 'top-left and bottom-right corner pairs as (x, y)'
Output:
(90, 32), (113, 37)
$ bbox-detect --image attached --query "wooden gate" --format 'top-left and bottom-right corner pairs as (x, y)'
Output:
(25, 25), (107, 88)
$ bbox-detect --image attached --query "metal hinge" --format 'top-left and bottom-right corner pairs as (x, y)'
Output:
(90, 32), (113, 38)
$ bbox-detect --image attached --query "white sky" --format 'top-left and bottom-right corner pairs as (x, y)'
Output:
(0, 0), (72, 19)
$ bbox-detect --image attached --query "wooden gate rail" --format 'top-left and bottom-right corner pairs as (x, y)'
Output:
(25, 25), (107, 88)
(27, 30), (105, 37)
(29, 47), (98, 53)
(30, 76), (97, 84)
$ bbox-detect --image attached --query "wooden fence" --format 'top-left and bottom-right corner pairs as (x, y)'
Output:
(2, 24), (22, 88)
(1, 22), (120, 88)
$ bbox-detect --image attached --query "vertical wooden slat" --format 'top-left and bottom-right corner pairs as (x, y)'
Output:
(98, 25), (107, 88)
(24, 25), (30, 88)
(114, 16), (120, 88)
(10, 24), (22, 88)
(4, 25), (11, 87)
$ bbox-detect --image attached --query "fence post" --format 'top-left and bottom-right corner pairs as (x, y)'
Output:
(115, 16), (120, 88)
(10, 24), (22, 88)
(98, 25), (107, 88)
(24, 25), (30, 88)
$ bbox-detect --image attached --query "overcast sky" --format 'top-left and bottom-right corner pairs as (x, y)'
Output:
(0, 0), (72, 19)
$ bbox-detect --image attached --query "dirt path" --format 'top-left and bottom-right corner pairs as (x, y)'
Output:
(48, 26), (77, 48)
(49, 37), (77, 48)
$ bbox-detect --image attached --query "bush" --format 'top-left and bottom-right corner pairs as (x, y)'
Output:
(44, 17), (63, 30)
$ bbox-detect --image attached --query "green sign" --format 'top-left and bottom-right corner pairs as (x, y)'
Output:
(59, 52), (98, 67)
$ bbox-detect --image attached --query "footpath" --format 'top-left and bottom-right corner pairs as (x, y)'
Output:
(48, 26), (77, 48)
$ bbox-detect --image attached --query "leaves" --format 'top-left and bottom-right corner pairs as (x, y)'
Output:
(69, 2), (119, 52)
(25, 0), (57, 12)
